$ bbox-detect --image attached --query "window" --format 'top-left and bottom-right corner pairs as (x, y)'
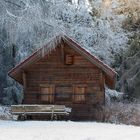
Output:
(73, 85), (86, 103)
(55, 86), (72, 101)
(40, 85), (54, 103)
(65, 54), (73, 65)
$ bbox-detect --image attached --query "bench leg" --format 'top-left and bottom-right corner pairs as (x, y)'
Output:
(18, 114), (27, 121)
(51, 114), (58, 120)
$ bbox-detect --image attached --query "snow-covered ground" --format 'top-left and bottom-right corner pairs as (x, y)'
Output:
(0, 121), (140, 140)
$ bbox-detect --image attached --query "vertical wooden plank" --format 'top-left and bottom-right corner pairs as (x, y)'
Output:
(61, 44), (64, 63)
(22, 71), (27, 104)
(102, 74), (106, 105)
(99, 72), (103, 91)
(22, 71), (27, 91)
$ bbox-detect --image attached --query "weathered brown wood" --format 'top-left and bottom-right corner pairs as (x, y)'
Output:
(61, 44), (64, 63)
(22, 46), (105, 108)
(8, 36), (117, 121)
(11, 105), (71, 118)
(40, 85), (55, 103)
(22, 71), (27, 90)
(22, 46), (104, 119)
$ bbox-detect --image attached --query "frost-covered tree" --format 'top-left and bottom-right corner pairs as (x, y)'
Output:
(1, 0), (138, 104)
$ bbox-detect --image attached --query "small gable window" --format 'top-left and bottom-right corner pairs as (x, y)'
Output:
(65, 54), (73, 65)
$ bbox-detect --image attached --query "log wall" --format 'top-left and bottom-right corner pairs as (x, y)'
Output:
(22, 44), (105, 120)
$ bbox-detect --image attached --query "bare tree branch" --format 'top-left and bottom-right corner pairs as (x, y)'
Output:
(6, 9), (22, 18)
(4, 0), (24, 8)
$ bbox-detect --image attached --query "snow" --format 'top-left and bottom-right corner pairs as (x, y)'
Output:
(0, 121), (140, 140)
(0, 106), (12, 120)
(0, 0), (128, 65)
(105, 87), (124, 106)
(0, 0), (132, 103)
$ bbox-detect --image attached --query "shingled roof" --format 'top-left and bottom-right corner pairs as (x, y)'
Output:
(8, 34), (117, 89)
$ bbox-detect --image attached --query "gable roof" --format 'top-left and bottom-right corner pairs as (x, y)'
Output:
(8, 34), (117, 89)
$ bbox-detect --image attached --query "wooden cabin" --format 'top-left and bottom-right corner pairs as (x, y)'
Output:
(8, 34), (117, 120)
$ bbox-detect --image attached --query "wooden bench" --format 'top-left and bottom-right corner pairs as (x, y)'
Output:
(11, 104), (71, 120)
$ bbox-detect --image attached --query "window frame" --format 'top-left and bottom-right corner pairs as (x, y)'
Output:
(73, 84), (87, 103)
(40, 84), (55, 103)
(55, 85), (72, 102)
(65, 54), (74, 65)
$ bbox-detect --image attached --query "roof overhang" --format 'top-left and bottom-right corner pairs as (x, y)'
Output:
(8, 34), (117, 89)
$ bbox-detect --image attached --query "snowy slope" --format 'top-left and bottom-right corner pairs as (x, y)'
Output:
(0, 121), (140, 140)
(0, 106), (12, 120)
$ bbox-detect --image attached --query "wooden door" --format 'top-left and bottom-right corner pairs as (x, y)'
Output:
(73, 85), (86, 103)
(55, 86), (72, 102)
(40, 85), (54, 103)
